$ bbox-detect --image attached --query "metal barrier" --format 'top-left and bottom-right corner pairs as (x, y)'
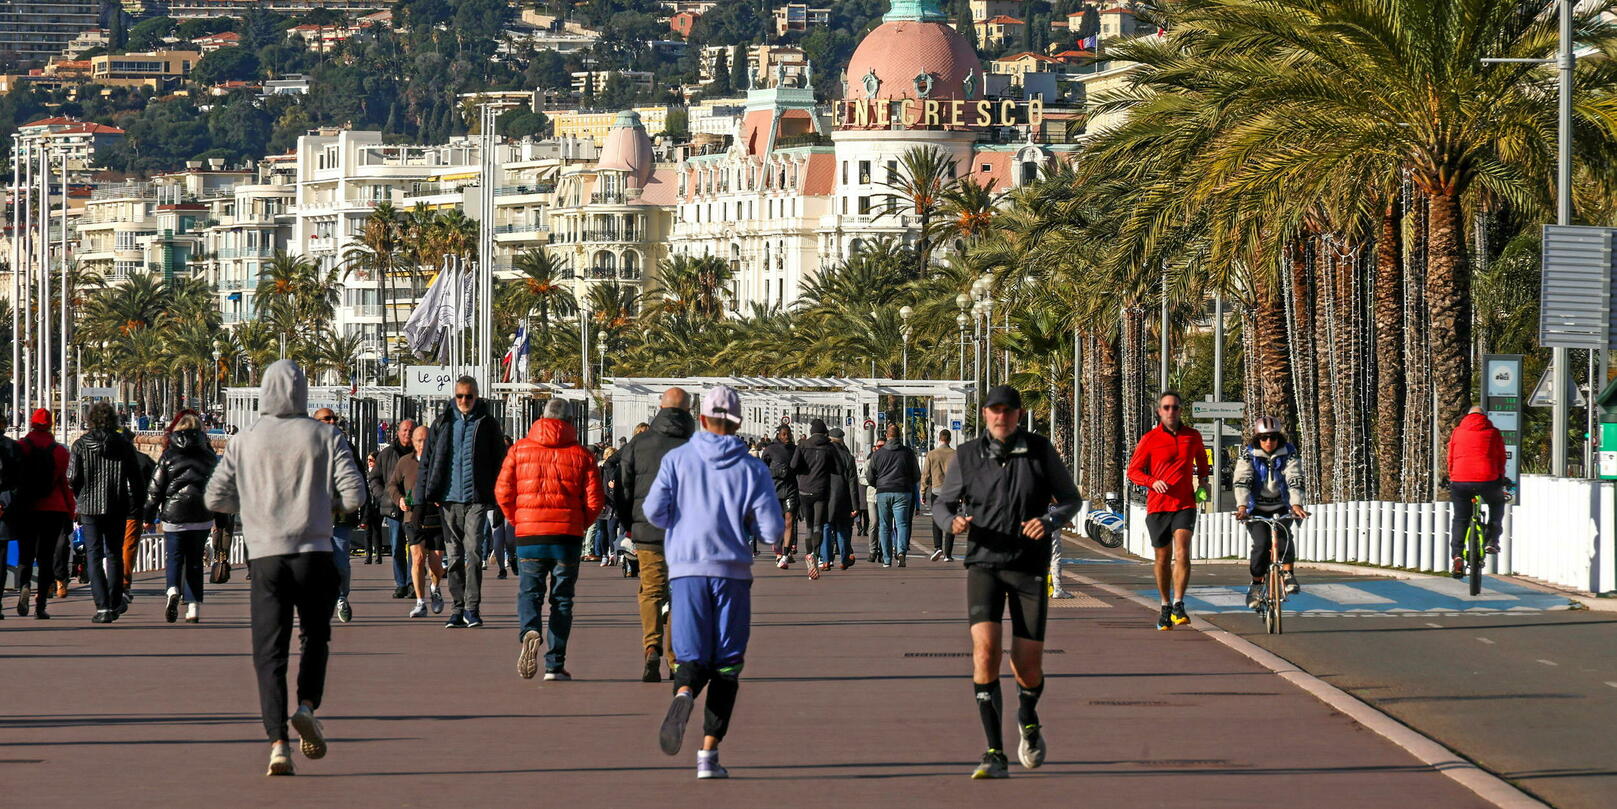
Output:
(1122, 474), (1615, 594)
(132, 531), (247, 574)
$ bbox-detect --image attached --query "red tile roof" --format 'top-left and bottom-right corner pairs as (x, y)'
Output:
(983, 15), (1025, 24)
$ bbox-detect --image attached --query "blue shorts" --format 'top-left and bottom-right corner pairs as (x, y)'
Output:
(670, 576), (751, 668)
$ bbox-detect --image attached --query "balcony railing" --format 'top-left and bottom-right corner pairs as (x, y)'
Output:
(494, 183), (556, 197)
(589, 192), (626, 205)
(494, 223), (551, 235)
(217, 247), (274, 259)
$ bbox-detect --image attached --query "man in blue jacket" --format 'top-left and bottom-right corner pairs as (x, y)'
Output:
(644, 385), (784, 780)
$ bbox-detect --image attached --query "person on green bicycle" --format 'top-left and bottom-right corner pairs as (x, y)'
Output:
(1447, 406), (1507, 578)
(1233, 417), (1309, 609)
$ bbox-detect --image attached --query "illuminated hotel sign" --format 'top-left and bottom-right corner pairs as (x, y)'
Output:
(838, 98), (1045, 129)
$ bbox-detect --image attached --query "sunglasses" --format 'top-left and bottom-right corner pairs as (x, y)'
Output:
(1160, 404), (1181, 411)
(455, 394), (476, 401)
(318, 416), (338, 423)
(1257, 433), (1281, 442)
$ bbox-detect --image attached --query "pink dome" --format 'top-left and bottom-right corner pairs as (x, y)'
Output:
(843, 20), (982, 126)
(597, 110), (654, 188)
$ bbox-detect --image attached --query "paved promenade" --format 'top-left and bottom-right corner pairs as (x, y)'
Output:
(2, 537), (1495, 808)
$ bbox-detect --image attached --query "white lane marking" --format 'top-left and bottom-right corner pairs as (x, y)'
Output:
(1304, 583), (1397, 605)
(1183, 585), (1252, 609)
(1403, 578), (1519, 601)
(1425, 622), (1443, 628)
(1604, 681), (1617, 689)
(1476, 637), (1495, 645)
(1537, 659), (1558, 667)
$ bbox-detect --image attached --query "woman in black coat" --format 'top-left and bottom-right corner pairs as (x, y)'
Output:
(144, 412), (218, 623)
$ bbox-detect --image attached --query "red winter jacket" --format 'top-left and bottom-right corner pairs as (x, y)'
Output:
(495, 418), (603, 539)
(1448, 412), (1506, 483)
(23, 428), (75, 514)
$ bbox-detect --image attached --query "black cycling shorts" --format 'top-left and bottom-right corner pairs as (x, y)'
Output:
(967, 567), (1048, 642)
(1145, 507), (1197, 549)
(777, 491), (799, 516)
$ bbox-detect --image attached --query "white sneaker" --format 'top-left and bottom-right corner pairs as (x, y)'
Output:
(165, 587), (181, 623)
(266, 741), (294, 776)
(409, 600), (427, 618)
(185, 602), (200, 623)
(697, 750), (728, 779)
(288, 705), (327, 759)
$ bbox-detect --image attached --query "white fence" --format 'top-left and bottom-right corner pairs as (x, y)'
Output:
(132, 531), (247, 574)
(1123, 474), (1616, 594)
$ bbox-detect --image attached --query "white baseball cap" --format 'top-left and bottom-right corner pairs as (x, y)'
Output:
(702, 385), (743, 425)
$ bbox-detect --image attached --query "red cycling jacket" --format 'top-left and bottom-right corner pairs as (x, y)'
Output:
(1448, 412), (1506, 483)
(495, 418), (603, 538)
(1127, 423), (1210, 513)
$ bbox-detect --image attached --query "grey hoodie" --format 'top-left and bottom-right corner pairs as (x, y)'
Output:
(205, 360), (367, 557)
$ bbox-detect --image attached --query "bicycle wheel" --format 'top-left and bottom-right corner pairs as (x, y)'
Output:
(1095, 525), (1125, 549)
(1468, 521), (1484, 596)
(1269, 565), (1284, 634)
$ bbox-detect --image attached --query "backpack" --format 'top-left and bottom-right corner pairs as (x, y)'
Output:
(19, 440), (56, 505)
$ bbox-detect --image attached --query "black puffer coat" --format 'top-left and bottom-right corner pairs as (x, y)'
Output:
(617, 407), (695, 547)
(67, 428), (145, 518)
(145, 429), (219, 525)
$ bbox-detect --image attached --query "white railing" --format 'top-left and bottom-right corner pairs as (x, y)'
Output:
(1121, 474), (1615, 594)
(133, 531), (247, 573)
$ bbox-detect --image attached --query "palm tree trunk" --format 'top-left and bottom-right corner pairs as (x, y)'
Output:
(1120, 305), (1147, 441)
(1095, 332), (1122, 502)
(1403, 189), (1434, 501)
(1426, 186), (1471, 458)
(1310, 238), (1337, 500)
(1374, 197), (1405, 500)
(1252, 262), (1294, 432)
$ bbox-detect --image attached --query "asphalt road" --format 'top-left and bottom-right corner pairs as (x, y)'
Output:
(1, 526), (1490, 809)
(1065, 534), (1617, 809)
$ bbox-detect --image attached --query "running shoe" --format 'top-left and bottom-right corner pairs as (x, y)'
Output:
(1451, 555), (1465, 579)
(92, 610), (112, 623)
(336, 598), (352, 623)
(971, 749), (1009, 779)
(444, 611), (468, 628)
(392, 585), (411, 599)
(697, 751), (729, 779)
(1485, 541), (1500, 554)
(266, 742), (295, 776)
(1171, 601), (1190, 625)
(775, 555), (788, 570)
(430, 587), (444, 614)
(18, 586), (30, 616)
(1017, 724), (1046, 769)
(409, 600), (428, 618)
(517, 630), (542, 680)
(165, 589), (181, 623)
(929, 549), (945, 561)
(660, 691), (694, 755)
(289, 705), (327, 759)
(1156, 605), (1173, 631)
(543, 669), (571, 681)
(1283, 571), (1300, 595)
(464, 610), (484, 628)
(1246, 582), (1264, 610)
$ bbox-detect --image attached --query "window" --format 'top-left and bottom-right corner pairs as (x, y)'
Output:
(858, 161), (870, 184)
(886, 161), (898, 183)
(841, 161), (847, 184)
(858, 196), (871, 215)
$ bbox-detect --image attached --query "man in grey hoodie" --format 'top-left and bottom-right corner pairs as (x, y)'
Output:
(205, 360), (367, 777)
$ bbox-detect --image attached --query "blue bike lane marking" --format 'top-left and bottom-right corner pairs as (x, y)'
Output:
(1141, 577), (1576, 614)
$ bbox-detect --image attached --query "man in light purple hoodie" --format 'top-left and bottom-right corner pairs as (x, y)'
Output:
(644, 385), (784, 780)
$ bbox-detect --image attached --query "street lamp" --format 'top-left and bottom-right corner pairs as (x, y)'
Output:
(899, 304), (913, 444)
(956, 311), (969, 380)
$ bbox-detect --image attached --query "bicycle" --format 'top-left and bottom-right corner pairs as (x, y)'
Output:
(1080, 492), (1127, 549)
(1448, 482), (1512, 596)
(1247, 514), (1293, 634)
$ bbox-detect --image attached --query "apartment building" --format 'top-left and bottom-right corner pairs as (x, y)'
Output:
(88, 49), (202, 90)
(0, 0), (99, 66)
(17, 116), (124, 183)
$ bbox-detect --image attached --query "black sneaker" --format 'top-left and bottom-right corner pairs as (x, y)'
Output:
(659, 691), (694, 755)
(971, 749), (1010, 779)
(1171, 601), (1190, 626)
(1485, 541), (1500, 554)
(1282, 571), (1300, 595)
(1156, 605), (1173, 631)
(642, 649), (661, 683)
(392, 585), (412, 599)
(444, 612), (468, 628)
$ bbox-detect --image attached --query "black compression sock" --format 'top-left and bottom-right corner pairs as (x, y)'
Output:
(1017, 679), (1045, 728)
(974, 681), (1004, 751)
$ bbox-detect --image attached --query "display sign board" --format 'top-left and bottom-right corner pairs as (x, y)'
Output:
(404, 366), (484, 397)
(79, 387), (116, 399)
(1191, 401), (1245, 420)
(1540, 225), (1617, 349)
(1483, 354), (1523, 483)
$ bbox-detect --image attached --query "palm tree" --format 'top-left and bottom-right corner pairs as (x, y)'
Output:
(875, 145), (959, 278)
(650, 254), (734, 320)
(345, 202), (404, 365)
(497, 248), (577, 333)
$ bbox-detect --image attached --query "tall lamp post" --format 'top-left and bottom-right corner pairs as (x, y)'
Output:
(899, 304), (912, 443)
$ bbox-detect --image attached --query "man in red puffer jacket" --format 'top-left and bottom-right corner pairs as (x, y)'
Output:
(496, 399), (602, 682)
(1447, 406), (1508, 577)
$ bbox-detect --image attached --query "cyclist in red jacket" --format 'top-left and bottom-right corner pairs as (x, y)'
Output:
(1447, 406), (1508, 578)
(1127, 391), (1210, 630)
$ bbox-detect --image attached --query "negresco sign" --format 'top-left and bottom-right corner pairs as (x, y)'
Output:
(838, 98), (1045, 129)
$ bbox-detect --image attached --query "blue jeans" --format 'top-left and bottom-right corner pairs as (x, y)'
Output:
(592, 515), (617, 557)
(386, 517), (408, 587)
(875, 492), (913, 562)
(164, 529), (208, 603)
(517, 546), (580, 671)
(819, 522), (852, 564)
(332, 525), (352, 598)
(81, 515), (123, 611)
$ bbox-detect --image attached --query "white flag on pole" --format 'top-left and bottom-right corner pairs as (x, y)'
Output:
(402, 268), (453, 356)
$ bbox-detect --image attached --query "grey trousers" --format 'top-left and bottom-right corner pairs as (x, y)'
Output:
(440, 502), (486, 613)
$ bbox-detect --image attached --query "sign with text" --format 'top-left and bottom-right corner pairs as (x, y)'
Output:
(1191, 401), (1245, 420)
(403, 366), (484, 397)
(838, 98), (1045, 129)
(1483, 354), (1522, 483)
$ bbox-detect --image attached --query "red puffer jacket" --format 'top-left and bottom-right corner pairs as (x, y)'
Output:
(495, 418), (603, 538)
(1448, 411), (1506, 483)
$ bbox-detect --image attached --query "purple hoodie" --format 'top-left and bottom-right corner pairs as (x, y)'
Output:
(644, 429), (785, 581)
